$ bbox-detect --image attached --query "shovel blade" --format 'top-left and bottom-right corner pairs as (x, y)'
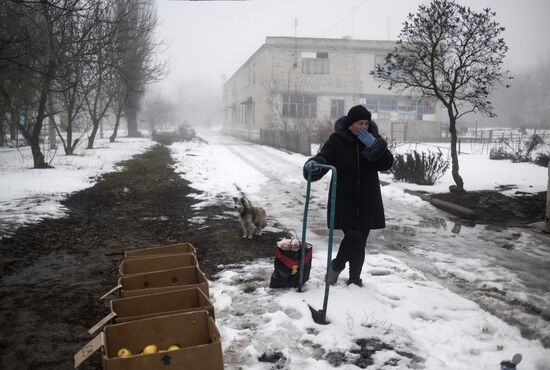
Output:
(308, 304), (329, 325)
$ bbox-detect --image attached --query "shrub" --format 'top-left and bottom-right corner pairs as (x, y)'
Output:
(312, 119), (333, 147)
(489, 146), (514, 160)
(391, 150), (450, 185)
(514, 134), (544, 162)
(490, 134), (544, 163)
(534, 152), (550, 167)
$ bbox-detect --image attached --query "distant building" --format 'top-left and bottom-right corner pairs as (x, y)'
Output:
(223, 36), (442, 142)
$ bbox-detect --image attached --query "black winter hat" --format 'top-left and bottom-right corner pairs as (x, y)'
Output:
(345, 105), (372, 127)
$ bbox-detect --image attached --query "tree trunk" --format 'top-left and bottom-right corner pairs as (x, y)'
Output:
(65, 112), (74, 155)
(29, 135), (47, 168)
(87, 120), (100, 149)
(48, 95), (57, 150)
(28, 93), (50, 168)
(10, 111), (17, 141)
(48, 115), (56, 150)
(448, 112), (465, 192)
(126, 104), (139, 137)
(0, 107), (5, 147)
(110, 107), (123, 142)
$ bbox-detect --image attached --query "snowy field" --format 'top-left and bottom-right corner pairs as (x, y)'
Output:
(0, 137), (154, 235)
(1, 131), (549, 369)
(387, 141), (548, 195)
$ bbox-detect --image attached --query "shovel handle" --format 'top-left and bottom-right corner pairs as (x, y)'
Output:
(299, 163), (337, 317)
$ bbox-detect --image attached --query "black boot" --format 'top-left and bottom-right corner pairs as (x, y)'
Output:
(346, 277), (363, 287)
(326, 260), (343, 285)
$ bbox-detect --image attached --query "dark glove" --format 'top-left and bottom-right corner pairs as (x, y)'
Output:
(358, 128), (375, 147)
(304, 160), (317, 172)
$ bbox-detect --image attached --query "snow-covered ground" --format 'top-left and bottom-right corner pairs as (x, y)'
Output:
(168, 131), (549, 369)
(1, 130), (549, 369)
(0, 137), (154, 235)
(388, 141), (548, 195)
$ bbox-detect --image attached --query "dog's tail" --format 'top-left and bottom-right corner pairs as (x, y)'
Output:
(258, 208), (267, 228)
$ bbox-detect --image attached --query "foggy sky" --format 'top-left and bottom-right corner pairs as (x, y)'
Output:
(153, 0), (550, 97)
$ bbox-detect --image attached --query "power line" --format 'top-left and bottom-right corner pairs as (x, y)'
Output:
(318, 0), (368, 38)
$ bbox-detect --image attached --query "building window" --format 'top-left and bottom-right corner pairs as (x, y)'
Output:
(240, 97), (254, 125)
(282, 95), (317, 118)
(330, 99), (345, 119)
(365, 97), (378, 112)
(415, 100), (435, 120)
(362, 95), (435, 121)
(379, 98), (397, 111)
(301, 52), (329, 75)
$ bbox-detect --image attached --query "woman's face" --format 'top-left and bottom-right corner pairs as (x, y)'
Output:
(349, 120), (369, 136)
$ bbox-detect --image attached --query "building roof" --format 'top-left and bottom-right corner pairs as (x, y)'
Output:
(226, 36), (397, 84)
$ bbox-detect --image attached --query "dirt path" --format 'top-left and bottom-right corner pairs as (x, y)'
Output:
(0, 144), (285, 370)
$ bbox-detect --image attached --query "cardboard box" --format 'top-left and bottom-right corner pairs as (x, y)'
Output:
(75, 311), (223, 369)
(89, 288), (215, 335)
(119, 266), (209, 298)
(118, 253), (197, 277)
(124, 242), (196, 259)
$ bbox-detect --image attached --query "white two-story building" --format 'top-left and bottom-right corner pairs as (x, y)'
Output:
(223, 36), (443, 143)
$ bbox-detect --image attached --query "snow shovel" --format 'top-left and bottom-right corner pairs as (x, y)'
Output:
(298, 163), (337, 325)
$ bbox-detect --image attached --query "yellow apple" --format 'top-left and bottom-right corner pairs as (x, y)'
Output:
(142, 344), (158, 355)
(168, 344), (181, 351)
(117, 348), (132, 358)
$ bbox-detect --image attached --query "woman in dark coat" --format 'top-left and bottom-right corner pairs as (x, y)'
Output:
(303, 105), (393, 286)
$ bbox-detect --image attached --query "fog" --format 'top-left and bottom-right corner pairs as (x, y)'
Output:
(151, 0), (550, 127)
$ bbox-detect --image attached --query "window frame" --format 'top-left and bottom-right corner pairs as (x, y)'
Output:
(330, 99), (345, 119)
(301, 52), (330, 75)
(282, 94), (317, 118)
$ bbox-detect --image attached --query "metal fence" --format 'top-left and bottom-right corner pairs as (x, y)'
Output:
(458, 128), (550, 154)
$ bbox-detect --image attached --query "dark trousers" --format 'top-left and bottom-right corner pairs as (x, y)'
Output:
(332, 229), (370, 279)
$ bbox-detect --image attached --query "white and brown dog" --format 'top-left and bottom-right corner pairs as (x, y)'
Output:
(233, 196), (267, 239)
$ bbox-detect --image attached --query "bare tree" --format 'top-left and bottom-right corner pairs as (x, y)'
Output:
(83, 1), (119, 149)
(108, 82), (128, 142)
(51, 1), (112, 154)
(0, 0), (92, 167)
(141, 94), (175, 133)
(0, 0), (164, 162)
(373, 0), (509, 192)
(113, 0), (165, 139)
